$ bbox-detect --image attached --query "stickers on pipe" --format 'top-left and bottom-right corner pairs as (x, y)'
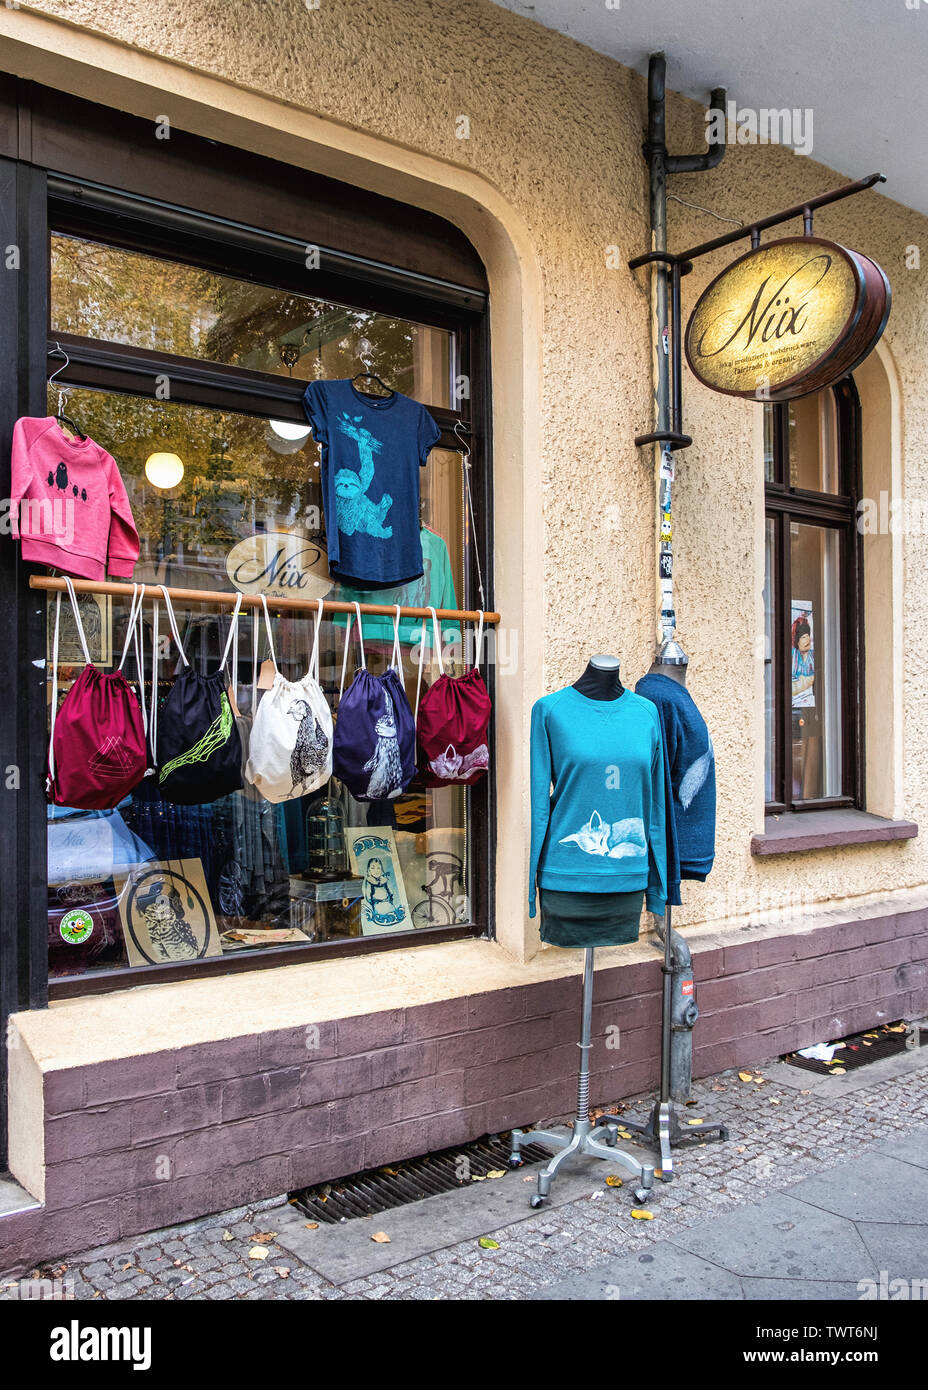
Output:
(659, 550), (673, 579)
(660, 513), (672, 542)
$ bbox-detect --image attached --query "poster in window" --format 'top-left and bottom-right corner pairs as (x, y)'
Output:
(116, 858), (222, 966)
(46, 590), (113, 667)
(791, 600), (815, 709)
(345, 827), (411, 935)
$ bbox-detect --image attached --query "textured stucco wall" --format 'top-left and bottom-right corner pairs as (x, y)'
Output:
(3, 0), (928, 944)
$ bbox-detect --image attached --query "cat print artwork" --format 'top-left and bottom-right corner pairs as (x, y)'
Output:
(119, 859), (222, 967)
(333, 412), (393, 539)
(559, 810), (647, 859)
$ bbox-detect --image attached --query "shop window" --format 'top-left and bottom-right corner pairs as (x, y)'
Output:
(762, 382), (862, 812)
(44, 218), (490, 990)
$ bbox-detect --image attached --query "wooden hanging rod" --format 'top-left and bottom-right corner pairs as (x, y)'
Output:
(29, 575), (500, 624)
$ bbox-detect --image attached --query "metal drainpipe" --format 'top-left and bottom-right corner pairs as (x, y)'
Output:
(643, 53), (726, 1101)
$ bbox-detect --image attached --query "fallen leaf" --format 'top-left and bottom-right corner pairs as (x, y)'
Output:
(831, 1067), (846, 1076)
(862, 1040), (872, 1047)
(605, 1175), (623, 1187)
(274, 1267), (291, 1278)
(522, 1176), (534, 1183)
(478, 1237), (500, 1249)
(864, 1032), (879, 1039)
(736, 1145), (747, 1153)
(121, 1263), (133, 1271)
(654, 1169), (663, 1178)
(471, 1174), (486, 1182)
(769, 1097), (781, 1105)
(371, 1232), (391, 1244)
(616, 1129), (633, 1139)
(800, 1090), (812, 1095)
(248, 1247), (270, 1261)
(304, 1222), (319, 1230)
(686, 1118), (704, 1126)
(222, 1230), (234, 1242)
(251, 1232), (278, 1244)
(486, 1169), (507, 1179)
(738, 1072), (753, 1082)
(887, 1024), (906, 1033)
(630, 1209), (654, 1220)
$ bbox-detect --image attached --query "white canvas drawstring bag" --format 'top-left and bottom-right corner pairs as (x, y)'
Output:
(245, 595), (333, 803)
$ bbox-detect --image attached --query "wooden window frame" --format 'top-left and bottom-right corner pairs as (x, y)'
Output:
(764, 379), (864, 814)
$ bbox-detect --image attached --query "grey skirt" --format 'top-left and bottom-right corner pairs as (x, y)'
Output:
(539, 887), (644, 949)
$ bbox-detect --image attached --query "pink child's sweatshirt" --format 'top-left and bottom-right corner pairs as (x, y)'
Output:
(11, 416), (139, 580)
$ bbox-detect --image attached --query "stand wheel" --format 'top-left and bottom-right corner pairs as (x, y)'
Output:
(604, 1127), (618, 1147)
(530, 1194), (547, 1209)
(633, 1187), (651, 1204)
(508, 1155), (523, 1169)
(719, 1126), (730, 1142)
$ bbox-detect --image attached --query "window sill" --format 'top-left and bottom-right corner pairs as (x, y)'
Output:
(752, 809), (918, 856)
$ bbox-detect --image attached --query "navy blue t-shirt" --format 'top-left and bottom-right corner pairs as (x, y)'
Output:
(302, 379), (441, 588)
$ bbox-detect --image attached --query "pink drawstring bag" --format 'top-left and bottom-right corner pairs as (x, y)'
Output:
(414, 607), (491, 786)
(47, 577), (149, 810)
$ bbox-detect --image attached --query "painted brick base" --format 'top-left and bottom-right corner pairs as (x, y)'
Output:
(2, 905), (927, 1275)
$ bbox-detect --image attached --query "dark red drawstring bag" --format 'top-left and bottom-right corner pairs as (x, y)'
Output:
(415, 608), (491, 786)
(47, 578), (149, 810)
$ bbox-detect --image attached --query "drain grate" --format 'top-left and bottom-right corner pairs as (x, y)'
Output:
(289, 1133), (553, 1224)
(783, 1021), (924, 1076)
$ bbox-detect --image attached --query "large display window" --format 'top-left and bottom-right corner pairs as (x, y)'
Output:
(21, 117), (492, 995)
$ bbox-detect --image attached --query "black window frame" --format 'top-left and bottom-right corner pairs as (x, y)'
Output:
(0, 93), (495, 1029)
(764, 378), (864, 814)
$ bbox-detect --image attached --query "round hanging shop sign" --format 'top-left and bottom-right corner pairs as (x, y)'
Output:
(226, 531), (331, 600)
(684, 236), (890, 402)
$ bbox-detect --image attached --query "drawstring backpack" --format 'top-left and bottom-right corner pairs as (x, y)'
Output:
(415, 606), (491, 785)
(151, 586), (245, 805)
(47, 577), (149, 809)
(245, 595), (333, 802)
(332, 601), (417, 801)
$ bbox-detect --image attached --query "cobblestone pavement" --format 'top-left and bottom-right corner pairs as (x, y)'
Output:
(4, 1051), (928, 1301)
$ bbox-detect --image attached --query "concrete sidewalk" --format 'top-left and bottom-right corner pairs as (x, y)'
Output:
(3, 1044), (927, 1300)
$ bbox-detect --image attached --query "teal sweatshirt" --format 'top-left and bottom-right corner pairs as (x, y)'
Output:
(528, 686), (667, 919)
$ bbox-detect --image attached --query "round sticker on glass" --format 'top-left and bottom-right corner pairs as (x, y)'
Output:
(59, 907), (94, 946)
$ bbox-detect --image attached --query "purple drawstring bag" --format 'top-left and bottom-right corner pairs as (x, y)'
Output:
(332, 602), (417, 801)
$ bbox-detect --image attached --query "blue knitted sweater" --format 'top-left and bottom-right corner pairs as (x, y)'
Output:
(635, 672), (716, 907)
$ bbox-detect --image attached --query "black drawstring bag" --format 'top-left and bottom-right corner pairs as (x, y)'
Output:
(152, 587), (244, 806)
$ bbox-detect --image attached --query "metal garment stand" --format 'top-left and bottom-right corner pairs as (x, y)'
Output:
(509, 948), (655, 1208)
(619, 906), (727, 1179)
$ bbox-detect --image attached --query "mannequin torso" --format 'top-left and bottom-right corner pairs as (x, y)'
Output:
(574, 653), (624, 701)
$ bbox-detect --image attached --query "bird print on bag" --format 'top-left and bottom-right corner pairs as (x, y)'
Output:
(287, 699), (330, 796)
(363, 691), (404, 799)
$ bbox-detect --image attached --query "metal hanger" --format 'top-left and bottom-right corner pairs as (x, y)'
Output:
(351, 339), (393, 399)
(47, 342), (87, 440)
